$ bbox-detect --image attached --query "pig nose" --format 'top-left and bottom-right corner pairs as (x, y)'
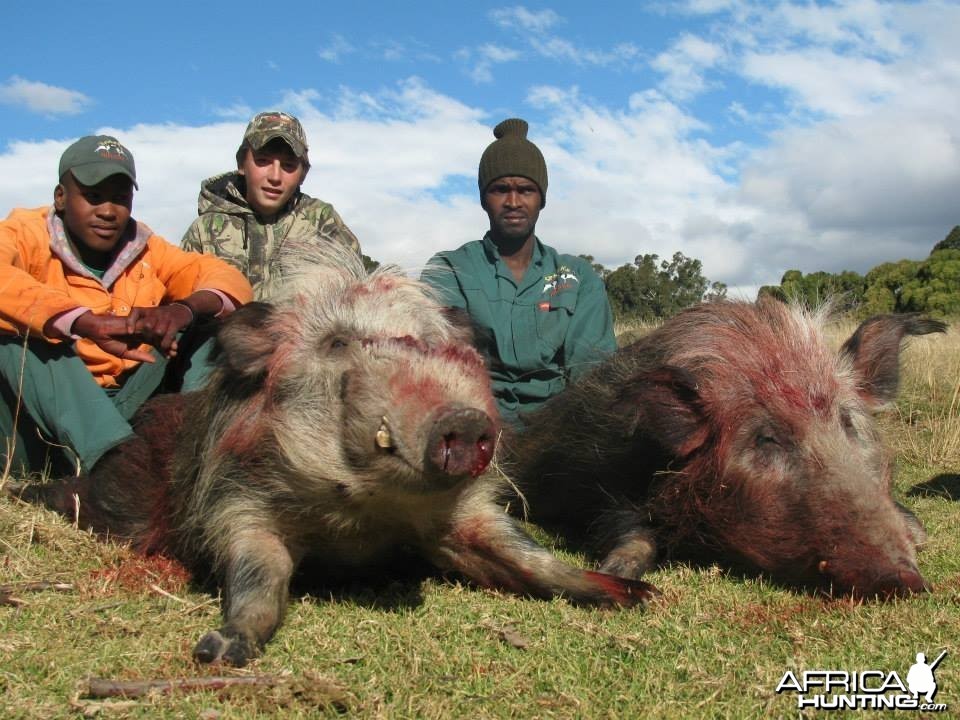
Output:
(425, 406), (496, 478)
(861, 567), (930, 599)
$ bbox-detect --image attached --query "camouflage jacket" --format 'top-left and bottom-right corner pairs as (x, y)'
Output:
(181, 171), (360, 299)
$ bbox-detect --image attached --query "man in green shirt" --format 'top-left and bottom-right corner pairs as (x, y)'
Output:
(422, 118), (616, 426)
(182, 111), (360, 299)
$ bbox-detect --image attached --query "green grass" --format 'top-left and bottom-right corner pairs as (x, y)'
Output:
(1, 322), (959, 719)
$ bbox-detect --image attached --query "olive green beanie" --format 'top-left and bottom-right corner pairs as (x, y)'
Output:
(478, 118), (548, 207)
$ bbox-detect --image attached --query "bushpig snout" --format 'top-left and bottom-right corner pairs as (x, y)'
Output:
(822, 559), (930, 600)
(425, 405), (496, 478)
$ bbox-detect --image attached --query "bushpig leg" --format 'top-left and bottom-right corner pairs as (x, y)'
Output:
(592, 511), (660, 581)
(431, 483), (660, 607)
(7, 434), (159, 544)
(192, 526), (296, 666)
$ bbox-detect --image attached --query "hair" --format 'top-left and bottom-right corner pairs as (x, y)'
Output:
(235, 138), (310, 171)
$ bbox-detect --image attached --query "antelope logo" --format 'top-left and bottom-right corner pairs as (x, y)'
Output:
(95, 139), (127, 160)
(542, 266), (579, 296)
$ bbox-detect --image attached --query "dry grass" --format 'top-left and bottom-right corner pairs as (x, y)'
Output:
(889, 326), (960, 470)
(613, 317), (659, 347)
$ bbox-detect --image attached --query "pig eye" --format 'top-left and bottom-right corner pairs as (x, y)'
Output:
(327, 337), (350, 351)
(756, 434), (781, 448)
(754, 426), (787, 453)
(840, 410), (857, 438)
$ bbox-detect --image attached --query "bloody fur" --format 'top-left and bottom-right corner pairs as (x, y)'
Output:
(504, 298), (943, 600)
(12, 246), (656, 667)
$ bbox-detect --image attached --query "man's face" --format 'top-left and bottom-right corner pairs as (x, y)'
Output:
(239, 139), (308, 218)
(483, 176), (542, 244)
(54, 172), (133, 254)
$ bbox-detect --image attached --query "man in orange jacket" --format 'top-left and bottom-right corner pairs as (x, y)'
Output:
(0, 135), (253, 477)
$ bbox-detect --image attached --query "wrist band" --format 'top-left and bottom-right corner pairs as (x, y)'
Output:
(171, 301), (196, 327)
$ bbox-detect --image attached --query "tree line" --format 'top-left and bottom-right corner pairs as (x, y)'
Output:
(759, 226), (960, 318)
(365, 224), (959, 323)
(581, 251), (727, 323)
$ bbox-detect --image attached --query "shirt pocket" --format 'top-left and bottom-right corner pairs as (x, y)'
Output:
(535, 290), (576, 362)
(115, 264), (168, 313)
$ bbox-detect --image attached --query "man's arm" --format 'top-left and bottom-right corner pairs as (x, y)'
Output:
(150, 235), (254, 310)
(420, 254), (468, 310)
(0, 215), (85, 340)
(180, 219), (203, 254)
(316, 204), (361, 255)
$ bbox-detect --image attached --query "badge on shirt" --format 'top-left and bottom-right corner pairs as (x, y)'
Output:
(537, 301), (551, 312)
(541, 265), (579, 296)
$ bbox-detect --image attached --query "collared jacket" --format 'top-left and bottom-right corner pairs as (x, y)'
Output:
(180, 171), (360, 300)
(0, 206), (253, 388)
(422, 234), (616, 424)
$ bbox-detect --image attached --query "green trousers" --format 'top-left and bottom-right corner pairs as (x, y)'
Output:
(0, 332), (214, 477)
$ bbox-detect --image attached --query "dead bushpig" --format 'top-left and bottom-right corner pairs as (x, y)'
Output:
(505, 299), (943, 599)
(12, 249), (655, 666)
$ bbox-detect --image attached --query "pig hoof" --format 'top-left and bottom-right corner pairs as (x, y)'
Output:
(622, 579), (663, 608)
(193, 629), (257, 667)
(598, 534), (657, 581)
(585, 570), (662, 608)
(599, 555), (654, 582)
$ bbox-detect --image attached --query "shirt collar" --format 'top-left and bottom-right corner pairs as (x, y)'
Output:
(47, 209), (149, 289)
(481, 232), (544, 280)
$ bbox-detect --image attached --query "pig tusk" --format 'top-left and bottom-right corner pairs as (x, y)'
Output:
(375, 416), (394, 449)
(818, 560), (829, 573)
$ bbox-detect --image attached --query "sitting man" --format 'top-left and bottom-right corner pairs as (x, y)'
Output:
(0, 135), (252, 477)
(422, 118), (616, 427)
(181, 110), (360, 299)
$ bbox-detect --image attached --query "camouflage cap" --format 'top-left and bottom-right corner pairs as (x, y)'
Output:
(59, 135), (138, 189)
(240, 111), (309, 163)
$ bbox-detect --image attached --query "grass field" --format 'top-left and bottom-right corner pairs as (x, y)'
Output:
(1, 318), (957, 719)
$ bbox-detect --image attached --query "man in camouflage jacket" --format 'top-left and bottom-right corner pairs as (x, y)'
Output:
(181, 111), (360, 299)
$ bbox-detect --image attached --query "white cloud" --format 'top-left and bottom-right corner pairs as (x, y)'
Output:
(462, 43), (522, 83)
(741, 49), (900, 117)
(317, 34), (355, 63)
(651, 34), (724, 99)
(380, 40), (406, 62)
(486, 6), (638, 69)
(489, 7), (561, 33)
(531, 36), (640, 66)
(212, 103), (253, 120)
(0, 76), (91, 116)
(479, 43), (521, 64)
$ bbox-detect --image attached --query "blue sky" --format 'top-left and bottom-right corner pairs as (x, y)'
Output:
(2, 0), (959, 295)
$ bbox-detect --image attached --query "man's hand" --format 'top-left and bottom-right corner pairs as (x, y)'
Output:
(125, 303), (194, 357)
(71, 312), (157, 363)
(69, 291), (223, 361)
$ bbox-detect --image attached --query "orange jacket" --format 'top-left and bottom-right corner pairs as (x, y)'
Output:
(0, 206), (253, 387)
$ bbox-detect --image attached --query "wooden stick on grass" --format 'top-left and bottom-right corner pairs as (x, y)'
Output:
(86, 676), (287, 698)
(0, 581), (73, 607)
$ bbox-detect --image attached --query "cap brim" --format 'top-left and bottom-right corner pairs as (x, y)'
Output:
(70, 163), (138, 190)
(249, 132), (308, 160)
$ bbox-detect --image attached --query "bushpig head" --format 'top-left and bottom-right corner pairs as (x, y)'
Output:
(209, 278), (499, 496)
(508, 299), (944, 600)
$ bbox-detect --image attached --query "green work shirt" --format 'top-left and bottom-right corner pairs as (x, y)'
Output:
(422, 234), (616, 425)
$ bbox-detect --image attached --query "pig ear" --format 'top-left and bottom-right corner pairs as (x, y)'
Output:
(609, 366), (709, 457)
(840, 314), (946, 409)
(212, 302), (278, 381)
